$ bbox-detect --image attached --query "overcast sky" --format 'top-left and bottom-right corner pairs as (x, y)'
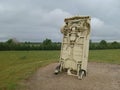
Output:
(0, 0), (120, 42)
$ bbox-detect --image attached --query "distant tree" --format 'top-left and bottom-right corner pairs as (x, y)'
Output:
(110, 41), (120, 49)
(6, 39), (13, 44)
(0, 42), (5, 50)
(43, 38), (52, 45)
(98, 40), (108, 49)
(6, 38), (19, 44)
(42, 39), (51, 50)
(89, 40), (96, 50)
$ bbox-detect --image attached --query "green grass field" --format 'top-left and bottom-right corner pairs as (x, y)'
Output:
(0, 49), (120, 90)
(89, 49), (120, 64)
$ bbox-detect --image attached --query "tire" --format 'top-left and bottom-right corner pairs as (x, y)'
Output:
(54, 65), (61, 75)
(78, 70), (86, 80)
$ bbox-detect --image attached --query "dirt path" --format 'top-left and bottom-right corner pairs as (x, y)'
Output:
(24, 62), (120, 90)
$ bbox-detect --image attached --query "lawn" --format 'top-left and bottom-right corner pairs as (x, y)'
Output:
(0, 49), (120, 90)
(89, 49), (120, 64)
(0, 51), (60, 90)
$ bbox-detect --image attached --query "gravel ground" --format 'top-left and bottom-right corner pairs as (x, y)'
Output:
(24, 62), (120, 90)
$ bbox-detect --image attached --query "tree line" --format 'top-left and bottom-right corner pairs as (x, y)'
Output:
(90, 40), (120, 50)
(0, 39), (61, 51)
(0, 39), (120, 51)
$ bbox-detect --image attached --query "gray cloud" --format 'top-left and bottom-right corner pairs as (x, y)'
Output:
(0, 0), (120, 42)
